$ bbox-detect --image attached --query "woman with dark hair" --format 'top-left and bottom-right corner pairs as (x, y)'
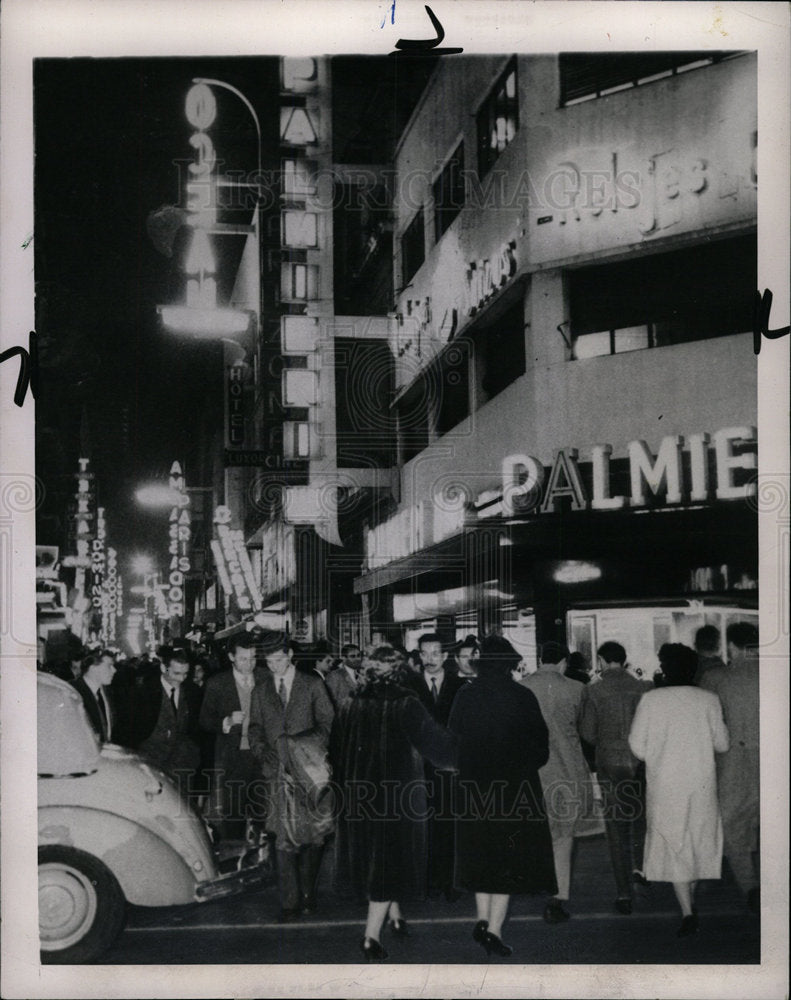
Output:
(332, 644), (457, 961)
(448, 634), (557, 957)
(629, 643), (729, 937)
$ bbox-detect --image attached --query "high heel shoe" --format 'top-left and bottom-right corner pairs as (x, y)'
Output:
(481, 931), (513, 957)
(360, 936), (389, 961)
(387, 917), (409, 937)
(472, 919), (489, 943)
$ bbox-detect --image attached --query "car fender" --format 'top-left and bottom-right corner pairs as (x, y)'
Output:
(39, 805), (202, 906)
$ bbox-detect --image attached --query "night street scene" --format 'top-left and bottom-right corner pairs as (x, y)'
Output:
(23, 30), (779, 992)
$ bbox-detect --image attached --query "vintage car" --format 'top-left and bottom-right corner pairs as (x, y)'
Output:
(37, 671), (269, 963)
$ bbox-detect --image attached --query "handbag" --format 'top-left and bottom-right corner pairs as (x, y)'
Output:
(286, 732), (332, 794)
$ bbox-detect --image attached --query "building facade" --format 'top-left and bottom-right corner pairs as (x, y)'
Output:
(351, 52), (758, 672)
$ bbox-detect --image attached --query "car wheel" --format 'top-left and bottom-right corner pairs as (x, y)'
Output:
(39, 845), (126, 963)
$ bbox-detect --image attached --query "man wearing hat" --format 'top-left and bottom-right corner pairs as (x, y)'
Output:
(521, 641), (601, 924)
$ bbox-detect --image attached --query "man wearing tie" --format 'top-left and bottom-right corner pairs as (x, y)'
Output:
(325, 643), (363, 711)
(119, 647), (201, 793)
(71, 649), (116, 742)
(249, 641), (334, 922)
(406, 633), (464, 900)
(199, 634), (269, 840)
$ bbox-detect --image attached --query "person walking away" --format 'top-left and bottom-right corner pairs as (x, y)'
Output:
(699, 622), (760, 913)
(449, 634), (556, 957)
(629, 643), (729, 936)
(332, 645), (457, 961)
(248, 641), (334, 922)
(693, 625), (726, 686)
(405, 632), (464, 900)
(521, 641), (601, 924)
(579, 641), (652, 914)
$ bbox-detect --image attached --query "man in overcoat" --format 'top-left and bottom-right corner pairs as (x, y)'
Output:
(405, 632), (465, 900)
(248, 641), (334, 922)
(199, 633), (269, 840)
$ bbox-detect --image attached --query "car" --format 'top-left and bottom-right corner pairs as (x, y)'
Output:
(37, 671), (271, 963)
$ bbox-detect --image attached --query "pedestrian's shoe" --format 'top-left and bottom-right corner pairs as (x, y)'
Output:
(615, 897), (633, 915)
(472, 919), (489, 943)
(543, 899), (571, 924)
(277, 908), (300, 923)
(481, 931), (513, 957)
(360, 936), (388, 961)
(632, 869), (649, 886)
(301, 892), (317, 915)
(677, 912), (699, 938)
(387, 918), (409, 937)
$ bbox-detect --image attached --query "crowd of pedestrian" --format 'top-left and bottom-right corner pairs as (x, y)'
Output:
(38, 619), (760, 959)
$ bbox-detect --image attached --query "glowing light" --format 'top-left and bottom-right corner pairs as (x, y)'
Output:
(135, 484), (189, 508)
(552, 561), (603, 584)
(131, 554), (154, 577)
(158, 305), (252, 338)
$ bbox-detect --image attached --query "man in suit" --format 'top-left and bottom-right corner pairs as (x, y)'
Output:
(119, 646), (201, 795)
(406, 632), (464, 900)
(324, 643), (362, 711)
(71, 649), (116, 742)
(456, 636), (479, 681)
(199, 633), (269, 840)
(249, 641), (334, 922)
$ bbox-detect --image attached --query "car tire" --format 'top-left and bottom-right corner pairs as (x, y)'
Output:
(39, 845), (127, 964)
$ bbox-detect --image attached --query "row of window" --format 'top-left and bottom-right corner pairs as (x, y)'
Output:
(396, 235), (754, 459)
(399, 51), (746, 285)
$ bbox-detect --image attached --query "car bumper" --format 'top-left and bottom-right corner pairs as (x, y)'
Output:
(194, 861), (274, 902)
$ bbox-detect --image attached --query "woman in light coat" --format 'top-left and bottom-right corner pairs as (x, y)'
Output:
(629, 643), (729, 936)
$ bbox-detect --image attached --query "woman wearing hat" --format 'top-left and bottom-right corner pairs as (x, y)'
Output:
(448, 634), (557, 957)
(332, 644), (457, 961)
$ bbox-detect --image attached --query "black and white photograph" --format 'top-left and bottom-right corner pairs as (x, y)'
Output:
(1, 2), (788, 998)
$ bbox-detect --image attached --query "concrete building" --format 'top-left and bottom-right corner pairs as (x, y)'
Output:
(351, 51), (758, 671)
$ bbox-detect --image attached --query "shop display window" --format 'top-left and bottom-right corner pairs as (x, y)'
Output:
(569, 234), (756, 360)
(477, 59), (518, 177)
(433, 141), (465, 242)
(559, 51), (746, 106)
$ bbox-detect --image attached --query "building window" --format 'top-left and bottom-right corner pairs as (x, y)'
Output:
(477, 59), (518, 177)
(472, 297), (526, 404)
(569, 235), (756, 360)
(436, 342), (470, 435)
(401, 209), (425, 285)
(433, 142), (465, 242)
(282, 369), (317, 406)
(397, 377), (430, 463)
(559, 51), (746, 106)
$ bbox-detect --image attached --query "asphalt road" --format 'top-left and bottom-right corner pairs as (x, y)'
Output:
(98, 834), (760, 966)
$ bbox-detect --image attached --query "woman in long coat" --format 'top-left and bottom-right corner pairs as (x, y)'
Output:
(629, 643), (729, 936)
(448, 635), (557, 957)
(332, 644), (457, 961)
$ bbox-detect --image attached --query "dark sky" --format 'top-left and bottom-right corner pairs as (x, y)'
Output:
(34, 56), (281, 555)
(33, 53), (436, 560)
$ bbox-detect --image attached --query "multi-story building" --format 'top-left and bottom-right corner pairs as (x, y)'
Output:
(215, 51), (758, 672)
(351, 51), (758, 671)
